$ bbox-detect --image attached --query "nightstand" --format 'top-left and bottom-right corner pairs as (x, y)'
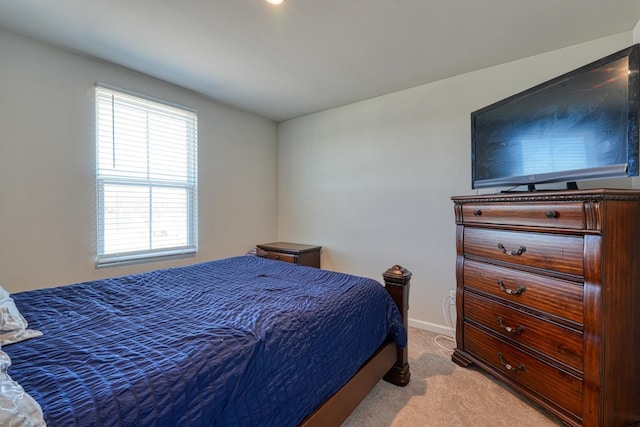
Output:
(256, 242), (321, 268)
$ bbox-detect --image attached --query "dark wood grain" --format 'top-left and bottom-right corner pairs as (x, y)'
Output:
(256, 242), (321, 267)
(462, 201), (585, 229)
(463, 227), (584, 276)
(464, 323), (583, 421)
(463, 259), (584, 326)
(464, 292), (583, 371)
(452, 189), (640, 427)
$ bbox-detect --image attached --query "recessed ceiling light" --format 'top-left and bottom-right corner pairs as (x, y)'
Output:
(266, 0), (284, 5)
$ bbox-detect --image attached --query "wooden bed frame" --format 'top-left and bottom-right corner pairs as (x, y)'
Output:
(299, 264), (412, 426)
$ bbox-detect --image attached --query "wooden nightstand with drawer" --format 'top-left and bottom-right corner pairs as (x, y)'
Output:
(451, 189), (640, 427)
(256, 242), (321, 268)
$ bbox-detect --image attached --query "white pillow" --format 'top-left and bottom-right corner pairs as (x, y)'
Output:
(0, 287), (42, 346)
(0, 349), (46, 426)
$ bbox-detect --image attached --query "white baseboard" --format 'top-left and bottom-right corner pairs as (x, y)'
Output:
(408, 317), (455, 337)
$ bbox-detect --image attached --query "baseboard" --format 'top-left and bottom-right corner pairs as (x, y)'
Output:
(408, 318), (455, 337)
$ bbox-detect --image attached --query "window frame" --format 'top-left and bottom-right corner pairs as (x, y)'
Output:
(95, 83), (198, 267)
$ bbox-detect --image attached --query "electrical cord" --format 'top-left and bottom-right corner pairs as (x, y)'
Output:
(434, 294), (456, 352)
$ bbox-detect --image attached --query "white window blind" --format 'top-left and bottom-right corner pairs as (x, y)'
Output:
(95, 84), (198, 267)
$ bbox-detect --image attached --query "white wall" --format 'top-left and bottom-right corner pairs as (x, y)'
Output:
(0, 29), (279, 293)
(634, 19), (640, 42)
(278, 32), (635, 334)
(2, 26), (637, 330)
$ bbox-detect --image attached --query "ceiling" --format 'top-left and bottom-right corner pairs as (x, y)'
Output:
(0, 1), (639, 122)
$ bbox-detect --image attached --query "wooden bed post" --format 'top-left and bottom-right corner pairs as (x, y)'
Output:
(382, 264), (412, 386)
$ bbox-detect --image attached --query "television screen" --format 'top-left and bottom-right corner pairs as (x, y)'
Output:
(472, 44), (639, 189)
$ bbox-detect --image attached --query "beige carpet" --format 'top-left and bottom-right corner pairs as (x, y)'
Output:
(342, 327), (564, 426)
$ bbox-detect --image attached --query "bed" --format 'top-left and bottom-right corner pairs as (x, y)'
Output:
(2, 255), (411, 426)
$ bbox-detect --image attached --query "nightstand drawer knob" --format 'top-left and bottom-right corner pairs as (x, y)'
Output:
(545, 210), (558, 218)
(473, 209), (482, 216)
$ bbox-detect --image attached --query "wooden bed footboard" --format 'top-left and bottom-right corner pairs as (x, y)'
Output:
(300, 265), (412, 427)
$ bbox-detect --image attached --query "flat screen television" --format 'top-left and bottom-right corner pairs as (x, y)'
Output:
(471, 44), (639, 190)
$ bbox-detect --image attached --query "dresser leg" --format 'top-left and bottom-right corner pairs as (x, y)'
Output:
(451, 349), (473, 368)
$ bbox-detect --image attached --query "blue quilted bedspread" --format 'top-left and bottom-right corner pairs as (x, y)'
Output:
(6, 256), (406, 427)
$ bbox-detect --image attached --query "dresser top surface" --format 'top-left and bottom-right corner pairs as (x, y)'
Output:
(452, 188), (640, 204)
(257, 242), (322, 254)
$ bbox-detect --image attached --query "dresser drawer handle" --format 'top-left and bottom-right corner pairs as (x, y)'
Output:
(497, 280), (526, 296)
(497, 352), (526, 372)
(473, 209), (482, 216)
(497, 316), (526, 334)
(545, 210), (558, 218)
(497, 243), (526, 256)
(273, 255), (280, 260)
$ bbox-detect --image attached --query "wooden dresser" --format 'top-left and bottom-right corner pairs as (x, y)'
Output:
(451, 189), (640, 427)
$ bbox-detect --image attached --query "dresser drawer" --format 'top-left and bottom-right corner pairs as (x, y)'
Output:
(463, 228), (584, 276)
(464, 323), (583, 419)
(263, 251), (298, 264)
(464, 292), (583, 371)
(463, 260), (584, 325)
(462, 202), (585, 229)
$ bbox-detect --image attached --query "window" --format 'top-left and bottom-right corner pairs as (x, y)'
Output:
(520, 135), (588, 175)
(96, 84), (198, 267)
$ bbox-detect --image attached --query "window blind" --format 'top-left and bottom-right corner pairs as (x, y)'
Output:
(95, 84), (198, 267)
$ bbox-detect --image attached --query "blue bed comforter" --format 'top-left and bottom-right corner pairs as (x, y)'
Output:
(5, 256), (406, 427)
